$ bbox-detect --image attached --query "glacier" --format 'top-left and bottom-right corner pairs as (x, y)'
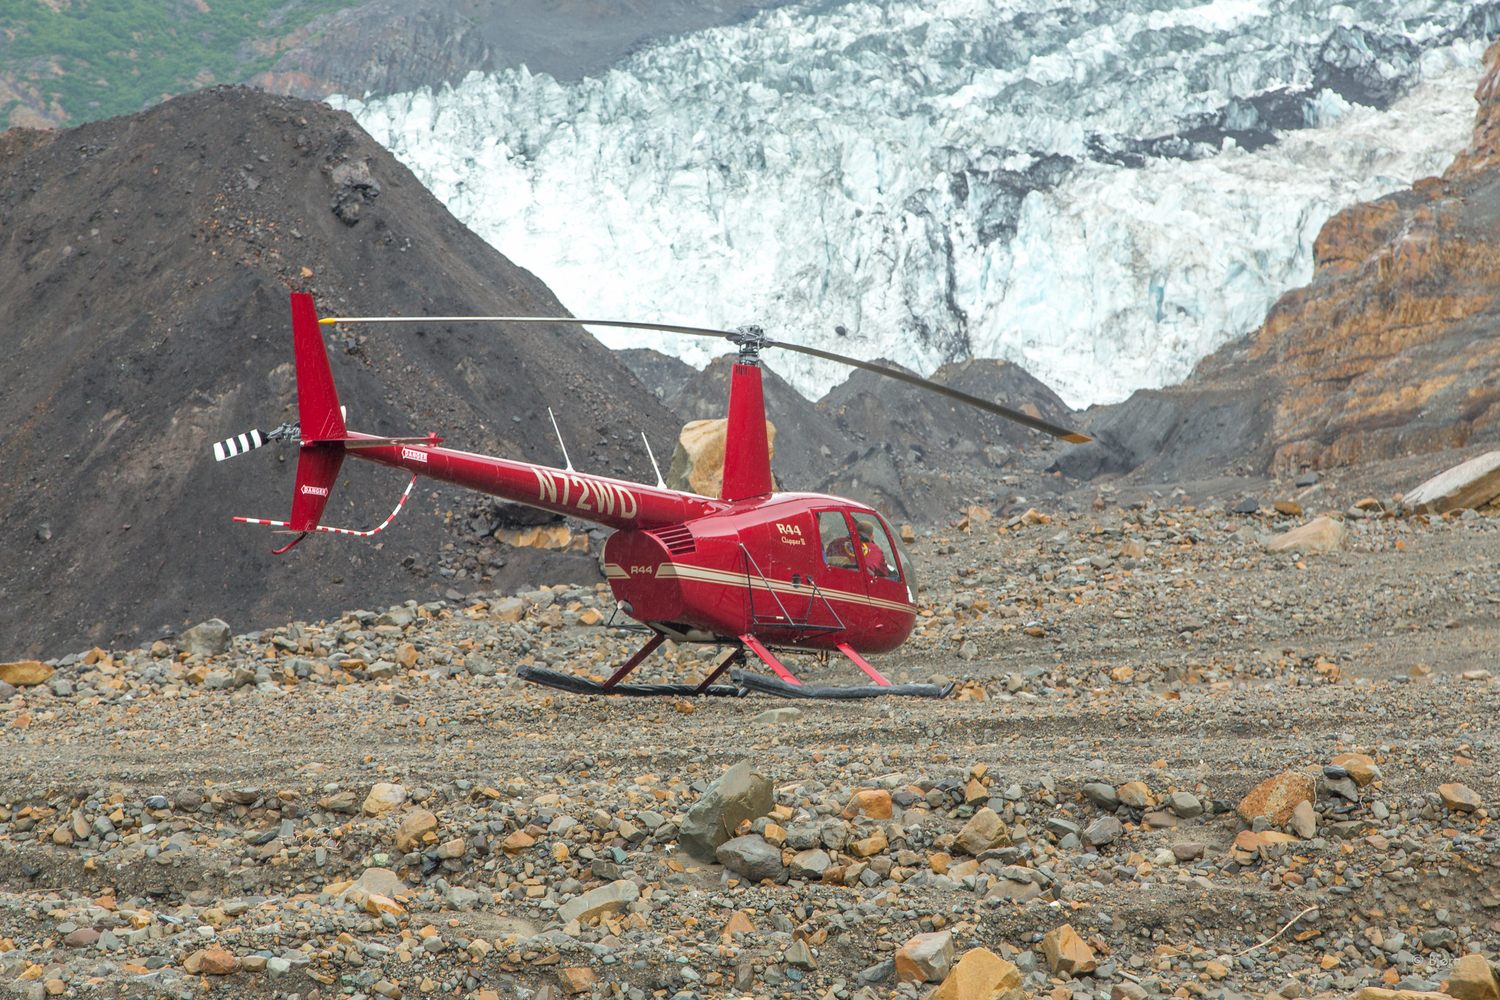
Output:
(337, 0), (1499, 407)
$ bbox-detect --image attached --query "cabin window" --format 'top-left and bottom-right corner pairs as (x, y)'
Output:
(851, 513), (902, 581)
(817, 511), (857, 569)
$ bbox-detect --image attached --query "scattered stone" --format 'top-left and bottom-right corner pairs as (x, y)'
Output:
(1403, 450), (1500, 513)
(1289, 799), (1317, 839)
(362, 783), (407, 816)
(0, 660), (53, 686)
(557, 966), (597, 995)
(557, 880), (640, 924)
(1447, 954), (1500, 1000)
(681, 761), (773, 861)
(1082, 783), (1119, 810)
(844, 788), (894, 820)
(1116, 780), (1152, 809)
(1331, 752), (1381, 786)
(179, 618), (232, 656)
(1237, 771), (1315, 825)
(1264, 516), (1345, 554)
(895, 930), (955, 984)
(1438, 783), (1482, 813)
(716, 835), (785, 882)
(932, 947), (1024, 1000)
(1084, 815), (1123, 848)
(1041, 923), (1097, 976)
(394, 808), (438, 852)
(785, 938), (817, 970)
(955, 807), (1010, 855)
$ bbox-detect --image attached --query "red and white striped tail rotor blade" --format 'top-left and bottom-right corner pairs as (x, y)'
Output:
(213, 428), (267, 462)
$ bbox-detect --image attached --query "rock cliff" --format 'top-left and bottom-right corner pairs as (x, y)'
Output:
(1064, 40), (1500, 482)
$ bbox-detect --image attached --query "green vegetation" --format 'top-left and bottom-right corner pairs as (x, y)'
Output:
(1, 0), (365, 124)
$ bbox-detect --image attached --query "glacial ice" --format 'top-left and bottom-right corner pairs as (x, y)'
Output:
(337, 0), (1496, 406)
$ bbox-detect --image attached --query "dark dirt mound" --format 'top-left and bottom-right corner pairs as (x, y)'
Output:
(0, 86), (678, 658)
(814, 358), (1083, 520)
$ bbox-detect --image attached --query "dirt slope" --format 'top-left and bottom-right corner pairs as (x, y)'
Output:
(0, 86), (679, 658)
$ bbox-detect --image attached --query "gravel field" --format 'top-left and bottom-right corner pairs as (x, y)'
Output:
(1, 488), (1497, 1000)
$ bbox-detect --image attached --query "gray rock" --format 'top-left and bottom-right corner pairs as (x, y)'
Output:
(789, 848), (831, 879)
(179, 619), (232, 657)
(558, 879), (640, 924)
(752, 707), (803, 725)
(1084, 815), (1123, 847)
(1082, 782), (1119, 810)
(680, 761), (773, 861)
(1167, 791), (1203, 818)
(716, 835), (785, 883)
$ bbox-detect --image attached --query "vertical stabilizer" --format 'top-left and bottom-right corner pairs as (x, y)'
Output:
(291, 293), (346, 441)
(720, 362), (773, 501)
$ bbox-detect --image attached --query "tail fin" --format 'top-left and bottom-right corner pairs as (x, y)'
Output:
(292, 293), (346, 440)
(289, 293), (346, 531)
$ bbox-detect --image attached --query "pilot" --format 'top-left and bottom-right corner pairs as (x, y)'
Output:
(826, 521), (889, 577)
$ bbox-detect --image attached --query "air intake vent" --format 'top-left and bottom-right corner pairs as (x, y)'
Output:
(650, 524), (696, 555)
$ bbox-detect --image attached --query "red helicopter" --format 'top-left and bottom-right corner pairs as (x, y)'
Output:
(216, 293), (1089, 697)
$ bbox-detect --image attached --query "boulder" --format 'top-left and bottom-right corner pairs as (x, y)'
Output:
(933, 948), (1025, 1000)
(1236, 771), (1315, 825)
(178, 618), (232, 657)
(394, 809), (438, 853)
(0, 660), (53, 687)
(895, 930), (955, 984)
(1447, 954), (1500, 1000)
(1264, 516), (1344, 554)
(558, 879), (639, 924)
(680, 761), (773, 861)
(955, 807), (1011, 856)
(666, 418), (777, 496)
(362, 783), (407, 816)
(715, 835), (785, 883)
(1403, 451), (1500, 513)
(843, 789), (894, 820)
(1041, 923), (1097, 976)
(1439, 783), (1482, 813)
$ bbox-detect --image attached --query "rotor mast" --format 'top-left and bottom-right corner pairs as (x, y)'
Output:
(720, 326), (774, 502)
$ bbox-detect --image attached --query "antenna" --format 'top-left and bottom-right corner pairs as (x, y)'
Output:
(548, 407), (574, 472)
(641, 432), (666, 489)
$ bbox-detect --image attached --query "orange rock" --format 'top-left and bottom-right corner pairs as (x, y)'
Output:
(895, 930), (955, 983)
(1041, 924), (1097, 976)
(1236, 771), (1315, 825)
(843, 789), (893, 820)
(558, 967), (597, 994)
(1438, 783), (1482, 813)
(184, 947), (238, 975)
(849, 829), (888, 858)
(1331, 752), (1380, 786)
(932, 947), (1024, 1000)
(394, 808), (438, 853)
(501, 830), (537, 852)
(721, 909), (755, 942)
(0, 660), (53, 686)
(667, 418), (777, 496)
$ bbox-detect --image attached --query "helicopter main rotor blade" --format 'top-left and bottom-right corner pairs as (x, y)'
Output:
(758, 339), (1091, 443)
(319, 315), (1090, 442)
(320, 315), (742, 341)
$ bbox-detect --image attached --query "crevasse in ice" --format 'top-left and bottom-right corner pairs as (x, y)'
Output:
(337, 0), (1497, 406)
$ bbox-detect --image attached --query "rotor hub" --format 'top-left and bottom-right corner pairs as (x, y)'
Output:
(732, 325), (766, 365)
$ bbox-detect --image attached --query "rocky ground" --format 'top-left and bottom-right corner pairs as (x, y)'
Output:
(1, 461), (1497, 1000)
